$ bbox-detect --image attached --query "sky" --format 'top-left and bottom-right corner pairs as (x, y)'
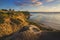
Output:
(0, 0), (60, 12)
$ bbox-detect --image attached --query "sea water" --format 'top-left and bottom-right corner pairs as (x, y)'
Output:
(30, 12), (60, 30)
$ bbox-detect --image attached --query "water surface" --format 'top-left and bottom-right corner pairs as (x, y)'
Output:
(30, 12), (60, 30)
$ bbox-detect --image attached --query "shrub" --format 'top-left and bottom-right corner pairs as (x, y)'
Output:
(10, 18), (21, 25)
(0, 19), (4, 24)
(0, 15), (4, 24)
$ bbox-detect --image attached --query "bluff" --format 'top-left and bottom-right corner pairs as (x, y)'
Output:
(0, 10), (30, 37)
(0, 10), (60, 40)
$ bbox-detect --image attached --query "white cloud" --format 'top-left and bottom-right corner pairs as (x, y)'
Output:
(31, 0), (38, 2)
(34, 4), (60, 12)
(46, 0), (54, 2)
(35, 2), (42, 5)
(31, 0), (43, 6)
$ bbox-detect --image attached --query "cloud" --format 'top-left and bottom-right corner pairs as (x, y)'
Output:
(14, 0), (29, 6)
(14, 0), (43, 6)
(31, 0), (43, 6)
(31, 0), (38, 2)
(46, 0), (54, 2)
(36, 2), (42, 5)
(34, 2), (42, 6)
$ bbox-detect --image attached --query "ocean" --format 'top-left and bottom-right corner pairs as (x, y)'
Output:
(30, 12), (60, 30)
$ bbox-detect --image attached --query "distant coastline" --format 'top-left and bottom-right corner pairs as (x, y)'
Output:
(30, 12), (60, 13)
(30, 12), (60, 14)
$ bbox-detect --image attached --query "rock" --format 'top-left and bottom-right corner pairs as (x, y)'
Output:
(0, 11), (29, 37)
(2, 25), (41, 40)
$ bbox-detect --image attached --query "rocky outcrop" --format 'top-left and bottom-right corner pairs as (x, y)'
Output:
(0, 25), (41, 40)
(0, 11), (29, 37)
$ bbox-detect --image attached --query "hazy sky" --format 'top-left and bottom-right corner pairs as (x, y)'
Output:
(0, 0), (60, 12)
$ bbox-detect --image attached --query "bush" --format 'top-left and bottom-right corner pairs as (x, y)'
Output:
(10, 18), (21, 25)
(22, 11), (30, 19)
(0, 19), (4, 24)
(1, 9), (8, 11)
(0, 14), (5, 24)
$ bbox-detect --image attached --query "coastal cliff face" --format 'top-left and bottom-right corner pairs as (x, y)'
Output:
(0, 10), (42, 40)
(0, 10), (29, 37)
(0, 10), (60, 40)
